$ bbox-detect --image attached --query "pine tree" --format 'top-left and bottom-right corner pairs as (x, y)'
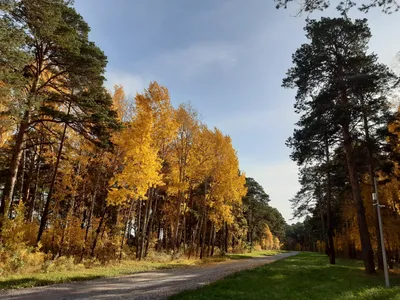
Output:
(283, 17), (396, 273)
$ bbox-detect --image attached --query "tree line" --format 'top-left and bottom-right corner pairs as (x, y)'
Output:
(0, 0), (285, 273)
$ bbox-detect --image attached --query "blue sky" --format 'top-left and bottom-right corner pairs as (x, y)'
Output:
(74, 0), (400, 223)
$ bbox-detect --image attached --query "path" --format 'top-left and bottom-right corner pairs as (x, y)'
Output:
(0, 251), (298, 300)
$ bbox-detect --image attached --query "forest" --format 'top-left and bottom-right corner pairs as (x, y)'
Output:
(0, 0), (286, 275)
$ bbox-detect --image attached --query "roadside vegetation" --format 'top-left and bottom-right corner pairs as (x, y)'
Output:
(0, 250), (282, 290)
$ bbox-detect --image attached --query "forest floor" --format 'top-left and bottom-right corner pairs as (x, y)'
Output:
(0, 251), (296, 299)
(171, 252), (400, 300)
(0, 250), (284, 290)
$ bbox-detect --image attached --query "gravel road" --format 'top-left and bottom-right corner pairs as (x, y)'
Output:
(0, 251), (298, 300)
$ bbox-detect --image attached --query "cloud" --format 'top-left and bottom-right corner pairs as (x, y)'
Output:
(211, 105), (297, 134)
(154, 42), (237, 80)
(105, 70), (148, 97)
(242, 160), (301, 224)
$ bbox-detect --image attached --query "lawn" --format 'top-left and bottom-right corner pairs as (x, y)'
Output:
(170, 252), (400, 300)
(0, 250), (282, 290)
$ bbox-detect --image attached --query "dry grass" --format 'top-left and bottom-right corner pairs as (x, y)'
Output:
(0, 250), (282, 290)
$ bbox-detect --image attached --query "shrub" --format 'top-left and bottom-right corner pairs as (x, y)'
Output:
(0, 203), (46, 274)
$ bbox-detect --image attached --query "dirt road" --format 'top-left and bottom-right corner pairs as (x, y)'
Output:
(0, 251), (298, 300)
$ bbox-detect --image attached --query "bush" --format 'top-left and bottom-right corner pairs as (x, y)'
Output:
(42, 256), (77, 273)
(254, 244), (262, 252)
(0, 203), (46, 274)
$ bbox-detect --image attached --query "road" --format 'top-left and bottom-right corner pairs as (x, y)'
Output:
(0, 251), (298, 300)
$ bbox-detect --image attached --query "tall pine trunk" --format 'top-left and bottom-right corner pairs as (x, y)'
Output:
(361, 97), (384, 270)
(0, 112), (30, 221)
(325, 137), (336, 264)
(27, 140), (43, 222)
(342, 122), (375, 274)
(339, 78), (375, 274)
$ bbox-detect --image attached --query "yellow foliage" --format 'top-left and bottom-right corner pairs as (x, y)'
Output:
(0, 203), (45, 274)
(108, 85), (163, 206)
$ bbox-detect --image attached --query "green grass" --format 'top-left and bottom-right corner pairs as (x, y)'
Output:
(0, 250), (282, 290)
(170, 252), (400, 300)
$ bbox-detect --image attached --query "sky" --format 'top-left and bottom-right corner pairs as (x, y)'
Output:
(74, 0), (400, 224)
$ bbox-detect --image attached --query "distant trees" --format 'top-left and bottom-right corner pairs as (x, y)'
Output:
(243, 177), (286, 251)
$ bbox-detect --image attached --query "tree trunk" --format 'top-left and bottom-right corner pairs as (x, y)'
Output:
(186, 187), (193, 254)
(338, 68), (375, 274)
(58, 163), (81, 257)
(120, 200), (134, 261)
(27, 143), (42, 222)
(21, 148), (36, 208)
(135, 200), (142, 259)
(172, 192), (182, 252)
(210, 225), (216, 256)
(207, 223), (214, 257)
(342, 123), (375, 274)
(91, 206), (108, 257)
(361, 100), (384, 270)
(0, 113), (30, 221)
(37, 103), (71, 243)
(13, 148), (26, 211)
(200, 215), (207, 259)
(224, 222), (229, 253)
(80, 178), (98, 261)
(145, 190), (158, 257)
(249, 203), (253, 252)
(319, 199), (328, 254)
(139, 190), (153, 260)
(325, 136), (336, 265)
(193, 215), (202, 258)
(155, 221), (161, 251)
(177, 192), (188, 252)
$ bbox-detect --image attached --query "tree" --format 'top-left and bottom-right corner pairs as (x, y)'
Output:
(283, 17), (396, 273)
(243, 177), (286, 250)
(0, 1), (118, 238)
(167, 104), (199, 251)
(286, 88), (341, 264)
(275, 0), (400, 14)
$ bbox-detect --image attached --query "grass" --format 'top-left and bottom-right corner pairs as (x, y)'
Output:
(170, 252), (400, 300)
(0, 250), (282, 290)
(0, 259), (189, 290)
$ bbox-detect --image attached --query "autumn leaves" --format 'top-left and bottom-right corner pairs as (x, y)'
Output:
(107, 82), (247, 258)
